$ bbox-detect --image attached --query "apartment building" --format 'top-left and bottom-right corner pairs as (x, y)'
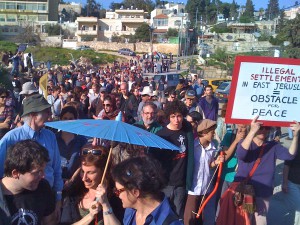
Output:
(76, 7), (148, 42)
(284, 5), (300, 20)
(150, 3), (189, 34)
(0, 0), (59, 39)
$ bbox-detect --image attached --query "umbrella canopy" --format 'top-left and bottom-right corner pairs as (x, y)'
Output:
(45, 119), (179, 151)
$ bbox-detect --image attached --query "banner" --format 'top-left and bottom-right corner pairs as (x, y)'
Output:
(225, 56), (300, 127)
(39, 73), (48, 99)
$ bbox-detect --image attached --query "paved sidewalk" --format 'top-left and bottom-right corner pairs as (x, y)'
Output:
(267, 128), (297, 225)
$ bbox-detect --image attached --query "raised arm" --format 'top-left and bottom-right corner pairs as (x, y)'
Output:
(288, 121), (300, 156)
(96, 184), (121, 225)
(241, 116), (262, 150)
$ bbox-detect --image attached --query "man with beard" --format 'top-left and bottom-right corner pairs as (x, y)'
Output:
(134, 102), (162, 134)
(0, 140), (56, 225)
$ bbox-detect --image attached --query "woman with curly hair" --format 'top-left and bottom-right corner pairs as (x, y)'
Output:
(95, 156), (183, 225)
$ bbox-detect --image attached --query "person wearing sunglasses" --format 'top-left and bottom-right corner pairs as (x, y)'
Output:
(95, 156), (183, 225)
(60, 145), (112, 225)
(96, 95), (125, 121)
(218, 116), (300, 225)
(0, 88), (13, 139)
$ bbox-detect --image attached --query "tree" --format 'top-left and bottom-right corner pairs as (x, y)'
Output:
(276, 10), (286, 33)
(186, 0), (206, 26)
(134, 23), (151, 42)
(229, 0), (239, 20)
(243, 0), (254, 19)
(165, 28), (178, 38)
(281, 14), (300, 58)
(109, 1), (123, 11)
(14, 22), (39, 43)
(122, 0), (155, 14)
(266, 0), (279, 20)
(82, 0), (101, 17)
(44, 24), (62, 36)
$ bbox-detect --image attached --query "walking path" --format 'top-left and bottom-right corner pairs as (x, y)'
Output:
(267, 128), (297, 225)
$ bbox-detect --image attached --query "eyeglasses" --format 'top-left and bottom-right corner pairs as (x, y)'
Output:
(0, 96), (7, 99)
(81, 149), (103, 156)
(114, 187), (125, 197)
(103, 104), (111, 107)
(170, 96), (175, 99)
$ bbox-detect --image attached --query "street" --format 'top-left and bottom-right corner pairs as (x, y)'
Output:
(267, 127), (297, 225)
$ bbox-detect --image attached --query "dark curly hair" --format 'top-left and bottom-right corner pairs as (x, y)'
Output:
(111, 156), (166, 199)
(60, 105), (78, 120)
(4, 140), (50, 176)
(164, 99), (188, 118)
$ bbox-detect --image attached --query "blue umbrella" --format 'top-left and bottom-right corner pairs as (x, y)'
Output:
(45, 116), (179, 151)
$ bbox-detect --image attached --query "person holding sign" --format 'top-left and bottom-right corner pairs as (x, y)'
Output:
(218, 116), (300, 225)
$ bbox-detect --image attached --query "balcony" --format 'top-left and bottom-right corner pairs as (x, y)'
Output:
(118, 17), (144, 23)
(76, 29), (98, 36)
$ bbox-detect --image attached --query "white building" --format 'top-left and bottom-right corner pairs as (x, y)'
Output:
(150, 2), (189, 35)
(75, 7), (149, 42)
(284, 5), (300, 20)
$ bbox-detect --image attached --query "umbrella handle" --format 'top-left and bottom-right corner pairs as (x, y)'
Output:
(100, 146), (113, 185)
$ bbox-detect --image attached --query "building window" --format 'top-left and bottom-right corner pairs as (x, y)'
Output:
(7, 15), (16, 22)
(38, 15), (47, 21)
(27, 3), (38, 11)
(17, 3), (26, 10)
(154, 18), (168, 26)
(28, 15), (38, 21)
(0, 15), (5, 22)
(6, 3), (16, 9)
(38, 4), (47, 11)
(93, 25), (96, 30)
(18, 15), (27, 21)
(0, 3), (5, 9)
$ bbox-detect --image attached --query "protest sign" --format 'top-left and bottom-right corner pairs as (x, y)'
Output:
(225, 56), (300, 127)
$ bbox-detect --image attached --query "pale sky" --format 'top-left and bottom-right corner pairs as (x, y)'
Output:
(67, 0), (296, 10)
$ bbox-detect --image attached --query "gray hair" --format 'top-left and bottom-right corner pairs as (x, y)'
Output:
(142, 102), (157, 113)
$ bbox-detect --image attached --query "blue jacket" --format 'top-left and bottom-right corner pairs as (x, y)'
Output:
(123, 195), (183, 225)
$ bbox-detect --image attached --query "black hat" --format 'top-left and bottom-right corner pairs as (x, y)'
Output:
(22, 94), (51, 117)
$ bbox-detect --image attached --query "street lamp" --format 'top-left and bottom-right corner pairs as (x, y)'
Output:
(149, 24), (155, 62)
(59, 15), (62, 37)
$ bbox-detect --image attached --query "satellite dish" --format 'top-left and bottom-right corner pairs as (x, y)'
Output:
(253, 32), (261, 38)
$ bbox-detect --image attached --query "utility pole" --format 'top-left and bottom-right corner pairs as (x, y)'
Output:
(195, 7), (198, 29)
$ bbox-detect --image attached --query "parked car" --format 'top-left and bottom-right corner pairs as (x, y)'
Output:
(74, 45), (93, 50)
(201, 78), (231, 92)
(153, 73), (184, 88)
(215, 81), (231, 103)
(118, 48), (136, 56)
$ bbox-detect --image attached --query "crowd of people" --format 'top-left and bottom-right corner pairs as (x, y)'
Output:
(0, 56), (299, 225)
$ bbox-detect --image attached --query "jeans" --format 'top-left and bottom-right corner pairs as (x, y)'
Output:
(284, 181), (300, 225)
(254, 197), (270, 225)
(162, 185), (187, 218)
